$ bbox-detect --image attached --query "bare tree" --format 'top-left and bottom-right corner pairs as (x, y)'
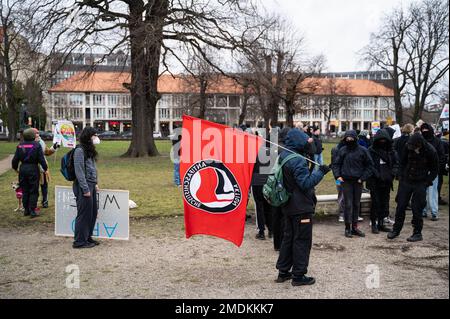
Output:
(45, 0), (265, 157)
(315, 78), (353, 136)
(181, 47), (220, 119)
(282, 55), (325, 128)
(361, 5), (413, 126)
(404, 0), (449, 122)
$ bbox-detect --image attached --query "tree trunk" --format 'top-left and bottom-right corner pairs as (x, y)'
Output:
(238, 90), (249, 126)
(285, 101), (295, 128)
(198, 78), (207, 119)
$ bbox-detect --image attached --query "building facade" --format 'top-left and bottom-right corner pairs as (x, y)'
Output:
(46, 71), (396, 136)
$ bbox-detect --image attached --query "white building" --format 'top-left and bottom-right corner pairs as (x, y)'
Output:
(46, 72), (395, 136)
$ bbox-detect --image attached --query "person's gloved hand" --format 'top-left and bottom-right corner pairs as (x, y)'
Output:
(51, 142), (61, 151)
(319, 165), (331, 175)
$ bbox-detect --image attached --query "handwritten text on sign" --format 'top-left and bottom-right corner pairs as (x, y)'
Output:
(55, 186), (129, 240)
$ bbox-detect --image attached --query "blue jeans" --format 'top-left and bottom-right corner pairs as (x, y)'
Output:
(314, 153), (323, 170)
(423, 177), (439, 217)
(174, 162), (181, 186)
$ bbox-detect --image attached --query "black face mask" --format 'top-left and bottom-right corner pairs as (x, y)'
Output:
(346, 139), (357, 148)
(422, 130), (433, 140)
(407, 144), (420, 151)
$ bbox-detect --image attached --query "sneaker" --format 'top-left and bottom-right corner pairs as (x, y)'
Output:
(255, 233), (265, 240)
(406, 205), (412, 211)
(387, 231), (400, 240)
(72, 242), (96, 249)
(431, 216), (439, 221)
(268, 231), (273, 239)
(384, 217), (395, 225)
(371, 224), (379, 234)
(422, 213), (428, 218)
(42, 201), (49, 209)
(292, 275), (316, 286)
(30, 208), (41, 218)
(23, 209), (30, 217)
(275, 272), (292, 283)
(358, 216), (364, 222)
(362, 188), (370, 194)
(345, 229), (353, 238)
(407, 233), (423, 242)
(352, 228), (366, 237)
(338, 216), (344, 223)
(88, 238), (100, 246)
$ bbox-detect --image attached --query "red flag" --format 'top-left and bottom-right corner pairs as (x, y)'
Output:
(180, 115), (263, 247)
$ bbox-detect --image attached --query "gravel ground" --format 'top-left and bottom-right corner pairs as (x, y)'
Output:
(0, 213), (448, 299)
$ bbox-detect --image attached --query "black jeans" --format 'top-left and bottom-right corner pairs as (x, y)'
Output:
(272, 206), (284, 250)
(276, 213), (313, 279)
(252, 185), (273, 234)
(342, 180), (363, 225)
(19, 164), (40, 214)
(73, 182), (98, 246)
(370, 185), (391, 223)
(41, 173), (48, 204)
(394, 180), (427, 234)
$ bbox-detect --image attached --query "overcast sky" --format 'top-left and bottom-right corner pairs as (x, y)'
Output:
(266, 0), (417, 72)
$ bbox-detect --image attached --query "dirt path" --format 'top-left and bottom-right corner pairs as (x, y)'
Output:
(1, 213), (448, 299)
(0, 155), (13, 176)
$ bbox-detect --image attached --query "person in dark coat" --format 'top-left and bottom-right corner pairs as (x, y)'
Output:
(12, 128), (48, 218)
(388, 133), (438, 242)
(358, 131), (370, 149)
(393, 124), (414, 166)
(367, 129), (399, 234)
(436, 131), (449, 205)
(72, 127), (100, 249)
(333, 130), (374, 238)
(271, 127), (291, 251)
(252, 144), (273, 240)
(420, 123), (445, 220)
(312, 128), (324, 170)
(275, 129), (330, 286)
(331, 138), (346, 222)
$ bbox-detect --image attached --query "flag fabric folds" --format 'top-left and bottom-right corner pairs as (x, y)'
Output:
(180, 115), (263, 247)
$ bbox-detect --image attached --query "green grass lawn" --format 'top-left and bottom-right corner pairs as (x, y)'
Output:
(0, 140), (447, 228)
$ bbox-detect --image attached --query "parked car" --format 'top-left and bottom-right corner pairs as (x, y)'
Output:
(153, 131), (162, 138)
(98, 131), (118, 139)
(121, 131), (132, 139)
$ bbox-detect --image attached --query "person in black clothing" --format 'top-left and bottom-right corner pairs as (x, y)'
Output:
(393, 124), (414, 166)
(312, 128), (324, 170)
(331, 138), (346, 222)
(333, 130), (374, 238)
(252, 144), (273, 240)
(271, 127), (291, 251)
(436, 131), (449, 205)
(275, 129), (330, 286)
(367, 129), (399, 234)
(388, 133), (439, 242)
(420, 123), (445, 220)
(11, 128), (48, 218)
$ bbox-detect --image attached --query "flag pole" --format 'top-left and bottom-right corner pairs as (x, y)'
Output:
(260, 137), (321, 167)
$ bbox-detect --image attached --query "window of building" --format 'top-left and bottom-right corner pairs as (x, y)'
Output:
(93, 94), (105, 106)
(85, 93), (90, 106)
(108, 95), (119, 107)
(93, 108), (106, 119)
(159, 108), (169, 119)
(72, 55), (84, 65)
(69, 94), (83, 106)
(363, 110), (373, 119)
(122, 95), (131, 106)
(53, 94), (67, 106)
(229, 95), (240, 108)
(122, 108), (132, 119)
(216, 95), (227, 108)
(108, 108), (118, 118)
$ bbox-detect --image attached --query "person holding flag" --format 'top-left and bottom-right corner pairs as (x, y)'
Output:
(275, 129), (331, 286)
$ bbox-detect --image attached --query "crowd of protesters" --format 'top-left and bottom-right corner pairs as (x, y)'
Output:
(245, 121), (448, 286)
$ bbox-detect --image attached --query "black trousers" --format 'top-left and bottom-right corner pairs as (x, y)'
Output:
(272, 206), (284, 250)
(19, 165), (40, 214)
(370, 185), (391, 223)
(276, 213), (313, 278)
(73, 182), (98, 246)
(252, 185), (273, 234)
(41, 173), (48, 204)
(394, 180), (426, 234)
(342, 180), (363, 225)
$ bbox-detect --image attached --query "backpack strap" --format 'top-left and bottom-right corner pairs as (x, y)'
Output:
(280, 153), (301, 168)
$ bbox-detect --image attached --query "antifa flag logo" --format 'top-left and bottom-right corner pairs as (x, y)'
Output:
(183, 160), (242, 214)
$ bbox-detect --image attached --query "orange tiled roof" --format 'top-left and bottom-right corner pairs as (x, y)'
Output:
(48, 71), (393, 97)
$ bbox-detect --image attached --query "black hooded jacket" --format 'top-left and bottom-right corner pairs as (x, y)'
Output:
(12, 141), (48, 172)
(279, 129), (325, 215)
(333, 130), (374, 181)
(399, 133), (438, 185)
(367, 129), (399, 189)
(420, 123), (446, 172)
